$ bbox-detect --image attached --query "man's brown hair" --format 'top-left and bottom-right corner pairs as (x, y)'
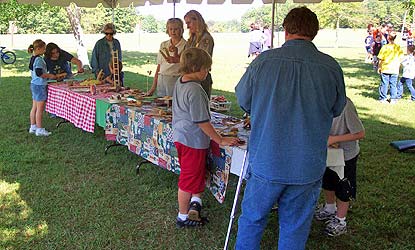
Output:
(282, 7), (319, 40)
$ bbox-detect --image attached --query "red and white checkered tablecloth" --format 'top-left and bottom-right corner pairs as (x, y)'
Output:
(46, 84), (96, 133)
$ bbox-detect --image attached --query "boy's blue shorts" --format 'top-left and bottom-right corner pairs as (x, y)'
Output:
(31, 84), (48, 102)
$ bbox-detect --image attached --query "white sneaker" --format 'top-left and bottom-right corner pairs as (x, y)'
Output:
(315, 205), (336, 221)
(35, 128), (52, 137)
(325, 217), (347, 236)
(29, 126), (37, 134)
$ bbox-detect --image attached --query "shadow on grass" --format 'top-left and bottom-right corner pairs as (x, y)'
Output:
(0, 180), (48, 246)
(336, 57), (381, 100)
(259, 115), (415, 250)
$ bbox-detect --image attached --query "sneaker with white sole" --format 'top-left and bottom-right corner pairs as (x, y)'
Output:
(35, 128), (52, 137)
(188, 201), (202, 221)
(29, 126), (37, 134)
(176, 217), (208, 229)
(315, 205), (336, 221)
(325, 217), (347, 237)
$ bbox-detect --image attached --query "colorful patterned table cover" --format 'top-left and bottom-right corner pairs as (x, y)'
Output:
(46, 84), (118, 132)
(105, 104), (249, 203)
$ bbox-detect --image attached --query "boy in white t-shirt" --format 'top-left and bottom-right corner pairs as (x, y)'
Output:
(397, 45), (415, 101)
(315, 97), (365, 237)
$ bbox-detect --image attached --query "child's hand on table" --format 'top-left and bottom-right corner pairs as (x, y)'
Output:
(220, 137), (242, 146)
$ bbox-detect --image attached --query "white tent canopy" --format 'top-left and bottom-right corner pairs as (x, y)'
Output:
(0, 0), (367, 7)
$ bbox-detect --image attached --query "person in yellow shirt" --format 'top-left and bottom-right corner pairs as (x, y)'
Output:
(377, 31), (404, 103)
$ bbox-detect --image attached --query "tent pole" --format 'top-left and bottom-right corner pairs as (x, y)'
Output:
(173, 0), (176, 18)
(271, 0), (275, 48)
(112, 0), (115, 23)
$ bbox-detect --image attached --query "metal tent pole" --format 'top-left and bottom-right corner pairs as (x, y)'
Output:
(173, 0), (176, 17)
(271, 0), (275, 48)
(112, 0), (115, 23)
(223, 150), (248, 250)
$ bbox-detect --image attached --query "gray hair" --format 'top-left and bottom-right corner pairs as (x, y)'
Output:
(102, 23), (116, 34)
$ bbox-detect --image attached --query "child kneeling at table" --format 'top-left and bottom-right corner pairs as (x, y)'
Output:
(172, 47), (239, 228)
(315, 97), (365, 236)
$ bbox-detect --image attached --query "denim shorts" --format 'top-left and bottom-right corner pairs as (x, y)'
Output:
(31, 84), (48, 101)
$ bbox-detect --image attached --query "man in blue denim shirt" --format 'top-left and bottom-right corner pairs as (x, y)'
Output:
(235, 7), (346, 250)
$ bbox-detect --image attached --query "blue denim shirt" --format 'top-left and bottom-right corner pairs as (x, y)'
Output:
(90, 37), (122, 77)
(235, 39), (346, 184)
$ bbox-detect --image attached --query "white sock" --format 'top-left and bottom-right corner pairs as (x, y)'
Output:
(177, 213), (188, 221)
(325, 203), (336, 213)
(30, 124), (37, 129)
(335, 216), (346, 224)
(191, 197), (202, 206)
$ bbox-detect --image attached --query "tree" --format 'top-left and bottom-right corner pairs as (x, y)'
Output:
(209, 20), (241, 33)
(111, 4), (138, 33)
(240, 2), (297, 33)
(0, 1), (139, 34)
(241, 6), (272, 33)
(140, 15), (159, 33)
(310, 1), (365, 29)
(19, 2), (70, 34)
(80, 4), (108, 34)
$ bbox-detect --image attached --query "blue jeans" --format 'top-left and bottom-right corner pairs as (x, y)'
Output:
(397, 77), (415, 100)
(379, 73), (398, 101)
(235, 173), (322, 250)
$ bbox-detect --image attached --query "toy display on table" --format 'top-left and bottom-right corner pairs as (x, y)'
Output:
(105, 107), (248, 203)
(108, 91), (142, 103)
(65, 71), (95, 82)
(153, 96), (172, 107)
(243, 115), (251, 130)
(111, 50), (122, 88)
(147, 107), (172, 121)
(210, 95), (232, 112)
(127, 100), (142, 107)
(79, 79), (103, 86)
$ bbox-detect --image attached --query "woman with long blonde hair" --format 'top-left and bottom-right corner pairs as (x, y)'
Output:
(184, 10), (214, 98)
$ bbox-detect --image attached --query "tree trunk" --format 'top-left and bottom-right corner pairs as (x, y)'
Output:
(66, 4), (89, 68)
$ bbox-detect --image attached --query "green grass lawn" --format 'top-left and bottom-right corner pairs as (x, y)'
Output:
(0, 42), (414, 250)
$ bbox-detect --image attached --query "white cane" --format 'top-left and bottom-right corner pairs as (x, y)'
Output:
(224, 149), (248, 250)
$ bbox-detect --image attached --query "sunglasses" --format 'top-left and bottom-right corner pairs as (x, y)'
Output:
(105, 32), (114, 35)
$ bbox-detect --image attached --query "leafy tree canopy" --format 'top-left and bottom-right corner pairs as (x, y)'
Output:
(241, 0), (408, 32)
(0, 0), (138, 34)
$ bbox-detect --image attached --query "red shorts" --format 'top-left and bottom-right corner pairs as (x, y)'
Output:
(174, 142), (208, 194)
